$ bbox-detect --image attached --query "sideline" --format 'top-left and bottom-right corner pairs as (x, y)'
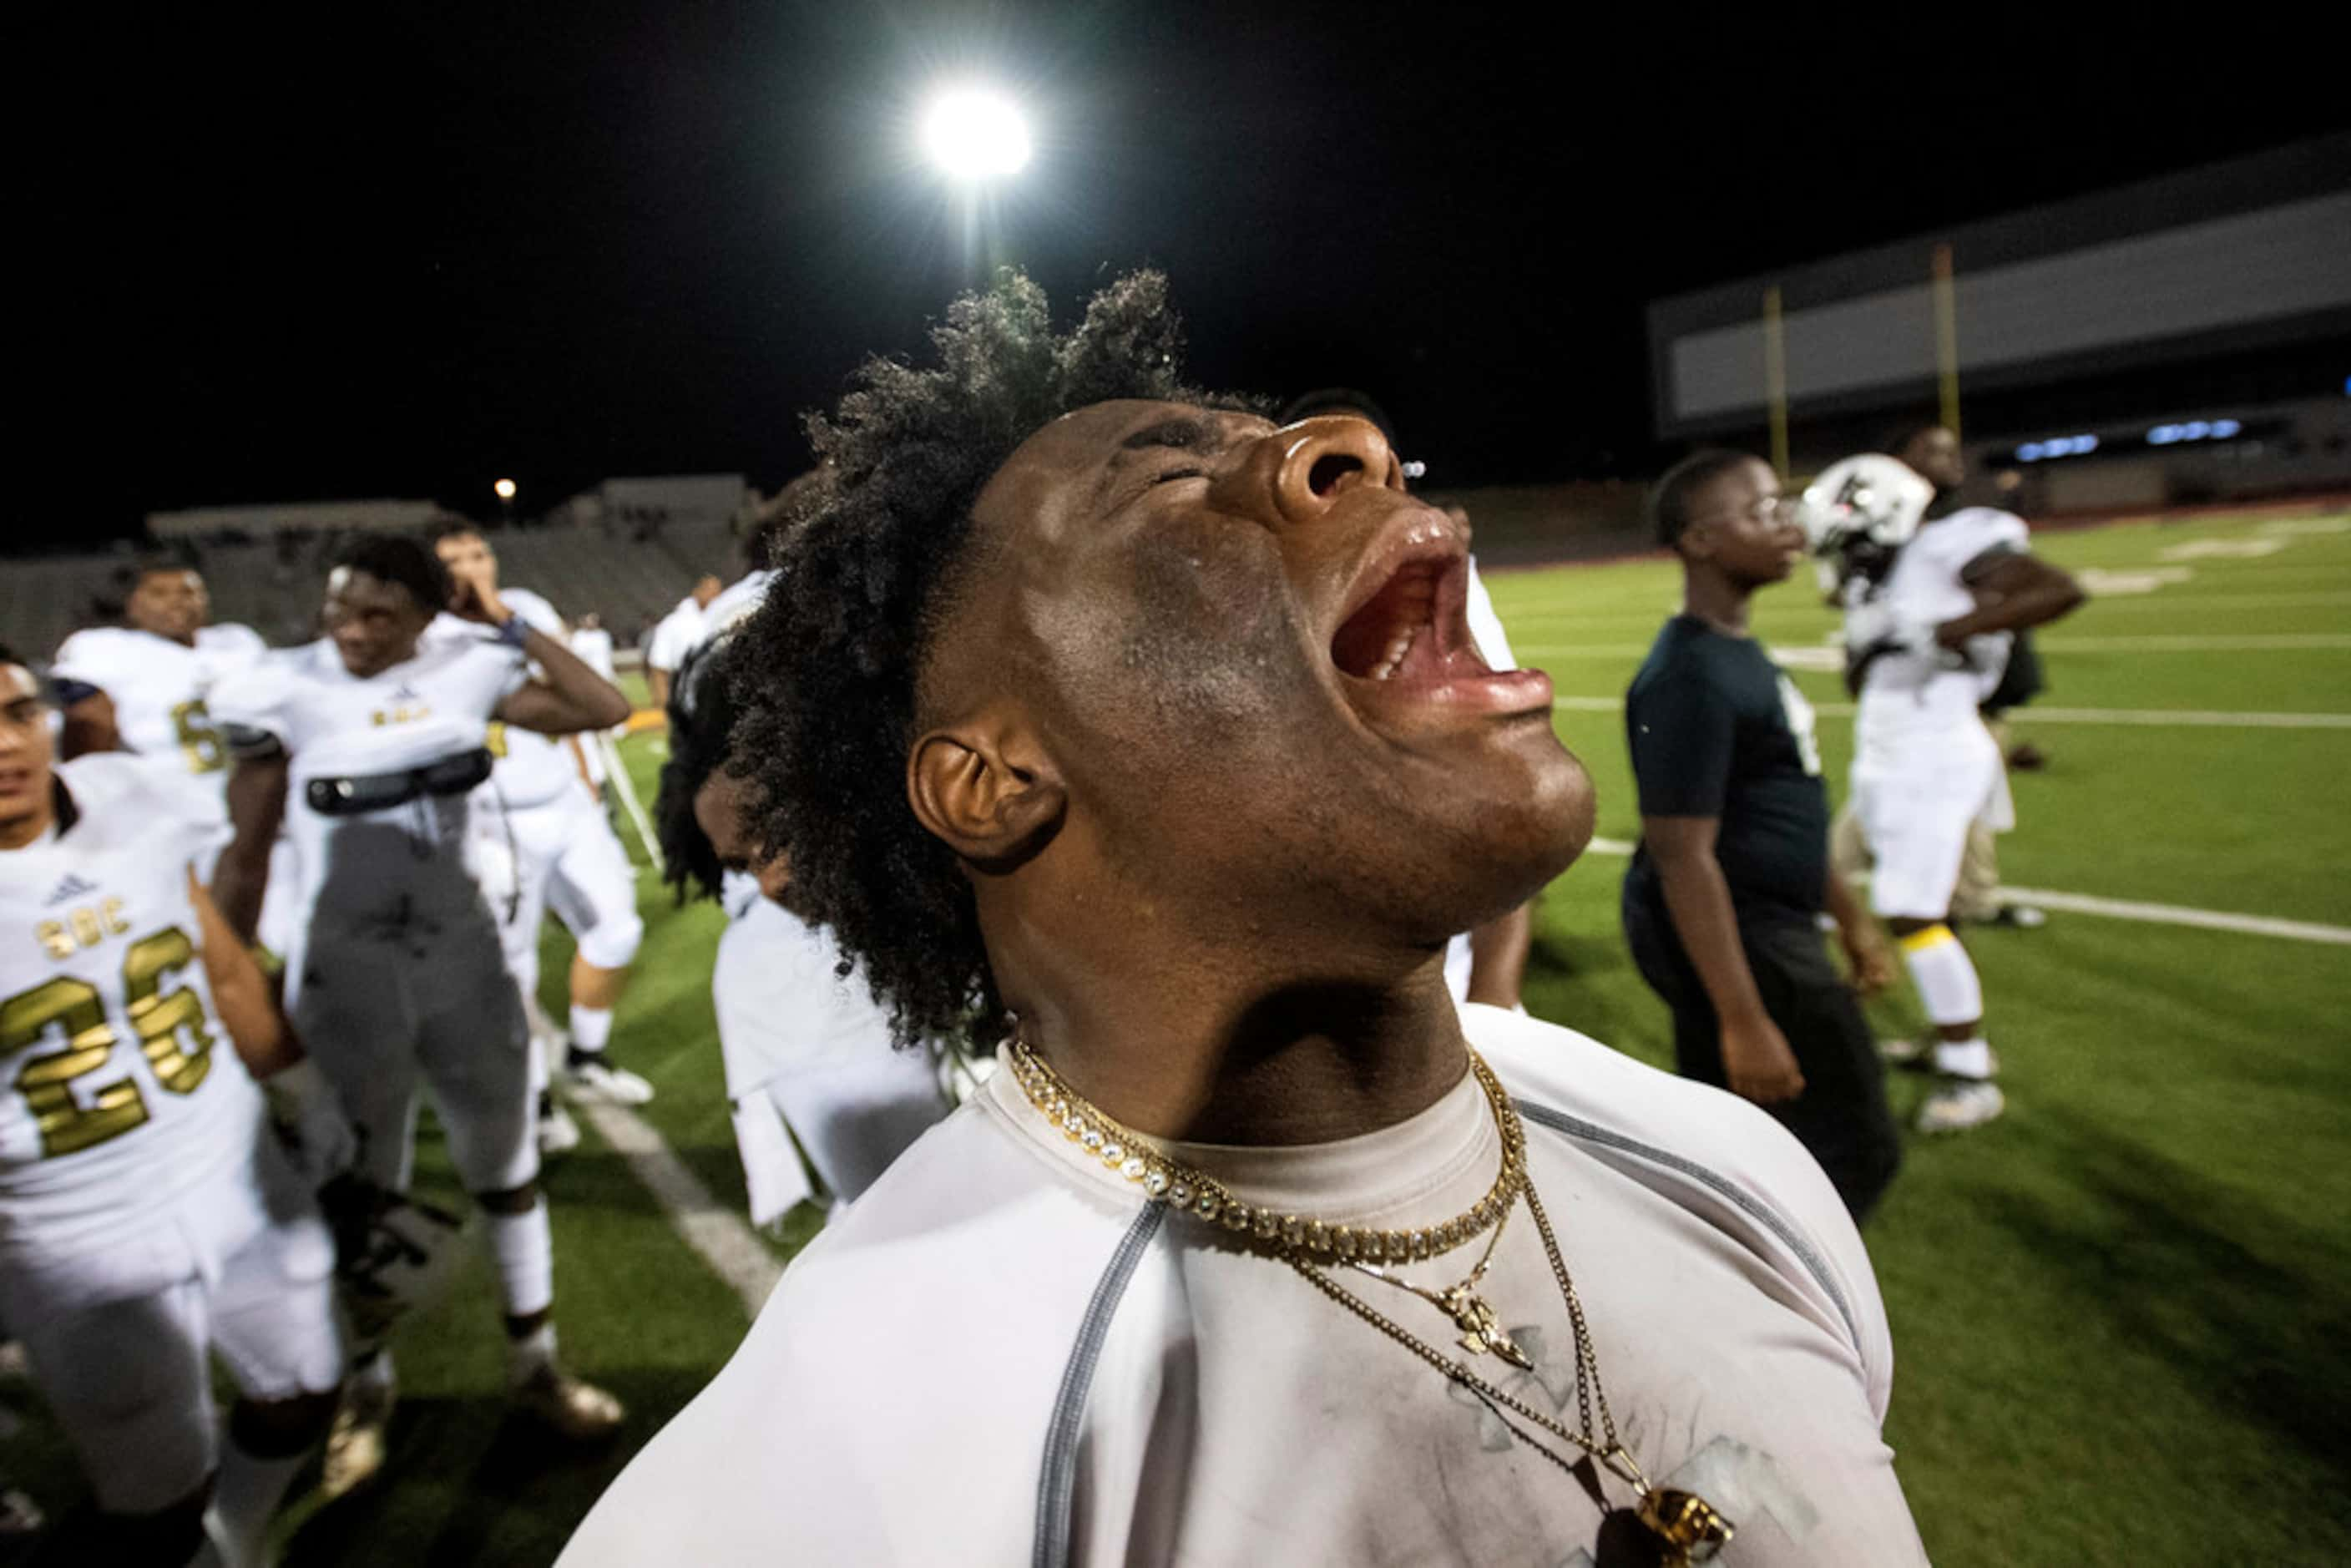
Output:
(1548, 695), (2351, 731)
(569, 1095), (784, 1321)
(1570, 838), (2349, 946)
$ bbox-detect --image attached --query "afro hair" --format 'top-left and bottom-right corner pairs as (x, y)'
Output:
(727, 268), (1208, 1050)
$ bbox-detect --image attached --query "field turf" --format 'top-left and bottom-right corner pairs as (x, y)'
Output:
(3, 507), (2344, 1565)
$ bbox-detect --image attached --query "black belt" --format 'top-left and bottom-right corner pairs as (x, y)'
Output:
(304, 748), (493, 817)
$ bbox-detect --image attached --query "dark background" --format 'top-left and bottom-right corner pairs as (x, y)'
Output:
(22, 2), (2350, 543)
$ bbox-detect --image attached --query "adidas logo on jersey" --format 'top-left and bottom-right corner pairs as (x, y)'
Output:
(44, 874), (100, 907)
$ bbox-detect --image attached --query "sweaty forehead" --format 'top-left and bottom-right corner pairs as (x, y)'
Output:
(1, 665), (36, 702)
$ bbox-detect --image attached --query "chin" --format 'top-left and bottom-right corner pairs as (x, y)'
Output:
(1423, 744), (1598, 931)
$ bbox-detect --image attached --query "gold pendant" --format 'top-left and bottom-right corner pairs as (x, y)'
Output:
(1636, 1486), (1734, 1565)
(1438, 1284), (1534, 1369)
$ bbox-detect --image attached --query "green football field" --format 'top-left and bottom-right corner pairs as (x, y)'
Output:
(5, 506), (2346, 1565)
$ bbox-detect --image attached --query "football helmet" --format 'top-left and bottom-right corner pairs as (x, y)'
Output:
(1797, 454), (1934, 597)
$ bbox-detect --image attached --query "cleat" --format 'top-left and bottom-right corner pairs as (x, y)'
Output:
(1917, 1078), (2005, 1133)
(1990, 903), (2047, 929)
(562, 1053), (655, 1106)
(538, 1095), (582, 1156)
(320, 1369), (397, 1500)
(513, 1365), (624, 1441)
(1878, 1037), (1929, 1066)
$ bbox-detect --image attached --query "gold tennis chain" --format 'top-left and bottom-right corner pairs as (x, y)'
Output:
(1004, 1040), (1525, 1267)
(1005, 1041), (1736, 1564)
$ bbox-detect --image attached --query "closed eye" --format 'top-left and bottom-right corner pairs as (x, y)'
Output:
(1151, 468), (1206, 485)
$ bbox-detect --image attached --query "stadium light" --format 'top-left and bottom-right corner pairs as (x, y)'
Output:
(921, 87), (1031, 180)
(493, 478), (518, 502)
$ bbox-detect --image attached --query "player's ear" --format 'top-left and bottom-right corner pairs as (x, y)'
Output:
(908, 707), (1065, 871)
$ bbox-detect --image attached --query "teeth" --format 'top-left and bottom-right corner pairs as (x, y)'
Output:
(1371, 625), (1419, 680)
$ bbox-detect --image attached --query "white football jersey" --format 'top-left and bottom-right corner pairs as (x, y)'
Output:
(424, 589), (586, 812)
(645, 598), (707, 675)
(210, 638), (527, 937)
(695, 571), (771, 650)
(48, 624), (268, 787)
(569, 626), (617, 683)
(0, 756), (263, 1248)
(1847, 506), (2030, 752)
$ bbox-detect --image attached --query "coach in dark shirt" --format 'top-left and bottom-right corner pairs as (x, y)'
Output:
(1621, 450), (1903, 1219)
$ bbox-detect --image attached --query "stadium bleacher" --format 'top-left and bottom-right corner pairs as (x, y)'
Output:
(9, 518), (742, 659)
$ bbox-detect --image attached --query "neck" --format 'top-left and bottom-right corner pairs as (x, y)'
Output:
(994, 905), (1471, 1147)
(1681, 566), (1752, 635)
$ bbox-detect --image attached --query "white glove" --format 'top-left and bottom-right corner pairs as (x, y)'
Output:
(265, 1059), (359, 1186)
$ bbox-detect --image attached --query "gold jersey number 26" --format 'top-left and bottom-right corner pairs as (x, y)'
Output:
(0, 928), (217, 1159)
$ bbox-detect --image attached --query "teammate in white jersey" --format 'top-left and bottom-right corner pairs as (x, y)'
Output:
(0, 644), (347, 1567)
(655, 630), (950, 1222)
(429, 527), (654, 1154)
(50, 561), (266, 780)
(1834, 425), (2086, 1131)
(641, 576), (720, 711)
(208, 536), (633, 1493)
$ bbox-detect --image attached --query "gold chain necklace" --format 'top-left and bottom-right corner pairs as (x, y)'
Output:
(1004, 1040), (1525, 1267)
(1004, 1040), (1735, 1564)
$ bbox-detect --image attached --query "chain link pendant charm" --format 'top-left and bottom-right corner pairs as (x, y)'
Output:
(1636, 1486), (1734, 1565)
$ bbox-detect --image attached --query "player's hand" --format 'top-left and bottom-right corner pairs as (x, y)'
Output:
(1843, 930), (1897, 996)
(447, 562), (510, 626)
(1720, 1014), (1805, 1105)
(265, 1060), (360, 1186)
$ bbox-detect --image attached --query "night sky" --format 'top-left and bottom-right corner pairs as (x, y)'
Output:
(29, 3), (2349, 544)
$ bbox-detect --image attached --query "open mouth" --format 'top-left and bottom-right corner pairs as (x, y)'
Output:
(1331, 554), (1479, 685)
(1326, 523), (1555, 725)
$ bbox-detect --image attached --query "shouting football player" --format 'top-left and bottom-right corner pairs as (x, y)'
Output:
(564, 273), (1925, 1565)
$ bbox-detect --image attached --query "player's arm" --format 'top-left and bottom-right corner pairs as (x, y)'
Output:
(448, 570), (630, 734)
(1936, 552), (2087, 646)
(215, 746), (289, 945)
(190, 870), (300, 1076)
(191, 868), (356, 1178)
(646, 665), (673, 712)
(1641, 815), (1802, 1102)
(1822, 844), (1894, 995)
(1464, 903), (1532, 1009)
(56, 685), (120, 758)
(496, 626), (633, 735)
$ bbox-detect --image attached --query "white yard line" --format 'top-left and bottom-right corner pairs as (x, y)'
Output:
(1549, 695), (2351, 730)
(1518, 634), (2351, 659)
(1993, 889), (2351, 946)
(569, 1096), (782, 1319)
(1576, 832), (2347, 943)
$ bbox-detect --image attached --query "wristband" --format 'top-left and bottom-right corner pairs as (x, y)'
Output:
(496, 615), (531, 650)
